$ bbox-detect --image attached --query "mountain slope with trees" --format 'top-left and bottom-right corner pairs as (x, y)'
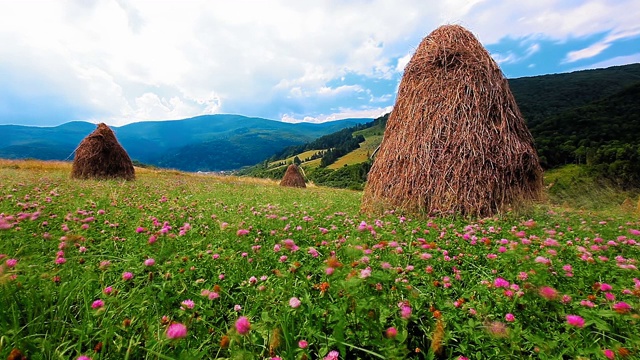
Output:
(509, 63), (640, 127)
(530, 81), (640, 188)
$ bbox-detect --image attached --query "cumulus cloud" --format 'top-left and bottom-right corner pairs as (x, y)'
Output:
(132, 94), (189, 122)
(317, 85), (365, 97)
(0, 0), (639, 126)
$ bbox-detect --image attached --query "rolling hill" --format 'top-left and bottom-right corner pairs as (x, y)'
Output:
(0, 115), (372, 171)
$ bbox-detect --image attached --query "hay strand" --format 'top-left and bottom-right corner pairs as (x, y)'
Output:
(71, 123), (135, 181)
(362, 25), (543, 217)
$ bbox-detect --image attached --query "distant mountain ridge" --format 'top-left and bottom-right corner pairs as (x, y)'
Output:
(0, 115), (372, 171)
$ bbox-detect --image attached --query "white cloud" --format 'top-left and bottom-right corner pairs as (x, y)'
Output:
(466, 0), (639, 43)
(132, 93), (191, 122)
(370, 94), (395, 103)
(396, 52), (414, 72)
(563, 42), (611, 63)
(73, 64), (132, 118)
(492, 52), (520, 65)
(571, 53), (640, 71)
(563, 26), (640, 63)
(114, 0), (144, 33)
(281, 106), (392, 124)
(0, 0), (639, 126)
(490, 42), (540, 65)
(525, 43), (541, 57)
(317, 85), (365, 97)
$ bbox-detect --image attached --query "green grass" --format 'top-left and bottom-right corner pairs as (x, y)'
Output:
(1, 160), (639, 359)
(328, 135), (381, 170)
(268, 150), (324, 169)
(353, 124), (385, 139)
(545, 164), (639, 212)
(327, 124), (384, 170)
(270, 123), (385, 172)
(300, 158), (322, 169)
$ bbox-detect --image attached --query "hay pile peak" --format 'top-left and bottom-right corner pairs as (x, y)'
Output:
(280, 164), (306, 188)
(362, 24), (543, 217)
(71, 123), (135, 181)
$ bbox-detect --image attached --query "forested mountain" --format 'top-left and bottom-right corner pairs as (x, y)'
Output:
(530, 82), (640, 188)
(509, 63), (640, 127)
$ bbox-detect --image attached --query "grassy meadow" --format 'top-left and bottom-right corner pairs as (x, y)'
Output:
(327, 136), (381, 170)
(1, 160), (639, 359)
(326, 126), (385, 171)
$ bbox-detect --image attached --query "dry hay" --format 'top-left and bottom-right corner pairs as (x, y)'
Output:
(621, 198), (635, 213)
(362, 24), (543, 217)
(71, 123), (135, 181)
(0, 159), (71, 171)
(280, 164), (306, 188)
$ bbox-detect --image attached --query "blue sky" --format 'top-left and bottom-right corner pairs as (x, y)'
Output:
(1, 0), (639, 126)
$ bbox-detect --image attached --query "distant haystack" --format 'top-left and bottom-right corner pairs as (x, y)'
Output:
(621, 198), (634, 213)
(280, 164), (306, 188)
(71, 123), (135, 181)
(362, 25), (543, 217)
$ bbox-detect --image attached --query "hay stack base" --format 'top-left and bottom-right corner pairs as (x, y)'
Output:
(71, 123), (135, 181)
(362, 25), (543, 217)
(280, 164), (306, 188)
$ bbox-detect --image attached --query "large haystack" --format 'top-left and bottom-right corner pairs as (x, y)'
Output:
(71, 123), (135, 181)
(280, 164), (306, 188)
(362, 25), (543, 217)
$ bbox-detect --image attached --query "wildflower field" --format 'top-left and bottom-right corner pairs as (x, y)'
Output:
(1, 161), (639, 359)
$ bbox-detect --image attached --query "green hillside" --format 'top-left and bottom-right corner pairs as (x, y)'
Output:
(268, 150), (323, 169)
(327, 123), (385, 169)
(509, 63), (640, 127)
(531, 82), (640, 188)
(238, 114), (388, 189)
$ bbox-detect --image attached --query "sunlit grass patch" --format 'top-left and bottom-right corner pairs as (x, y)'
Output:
(545, 164), (639, 212)
(0, 158), (72, 171)
(328, 135), (381, 169)
(268, 150), (324, 168)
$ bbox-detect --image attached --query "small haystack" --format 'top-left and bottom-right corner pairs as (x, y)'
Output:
(621, 198), (635, 213)
(280, 164), (306, 188)
(362, 25), (543, 217)
(71, 123), (135, 181)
